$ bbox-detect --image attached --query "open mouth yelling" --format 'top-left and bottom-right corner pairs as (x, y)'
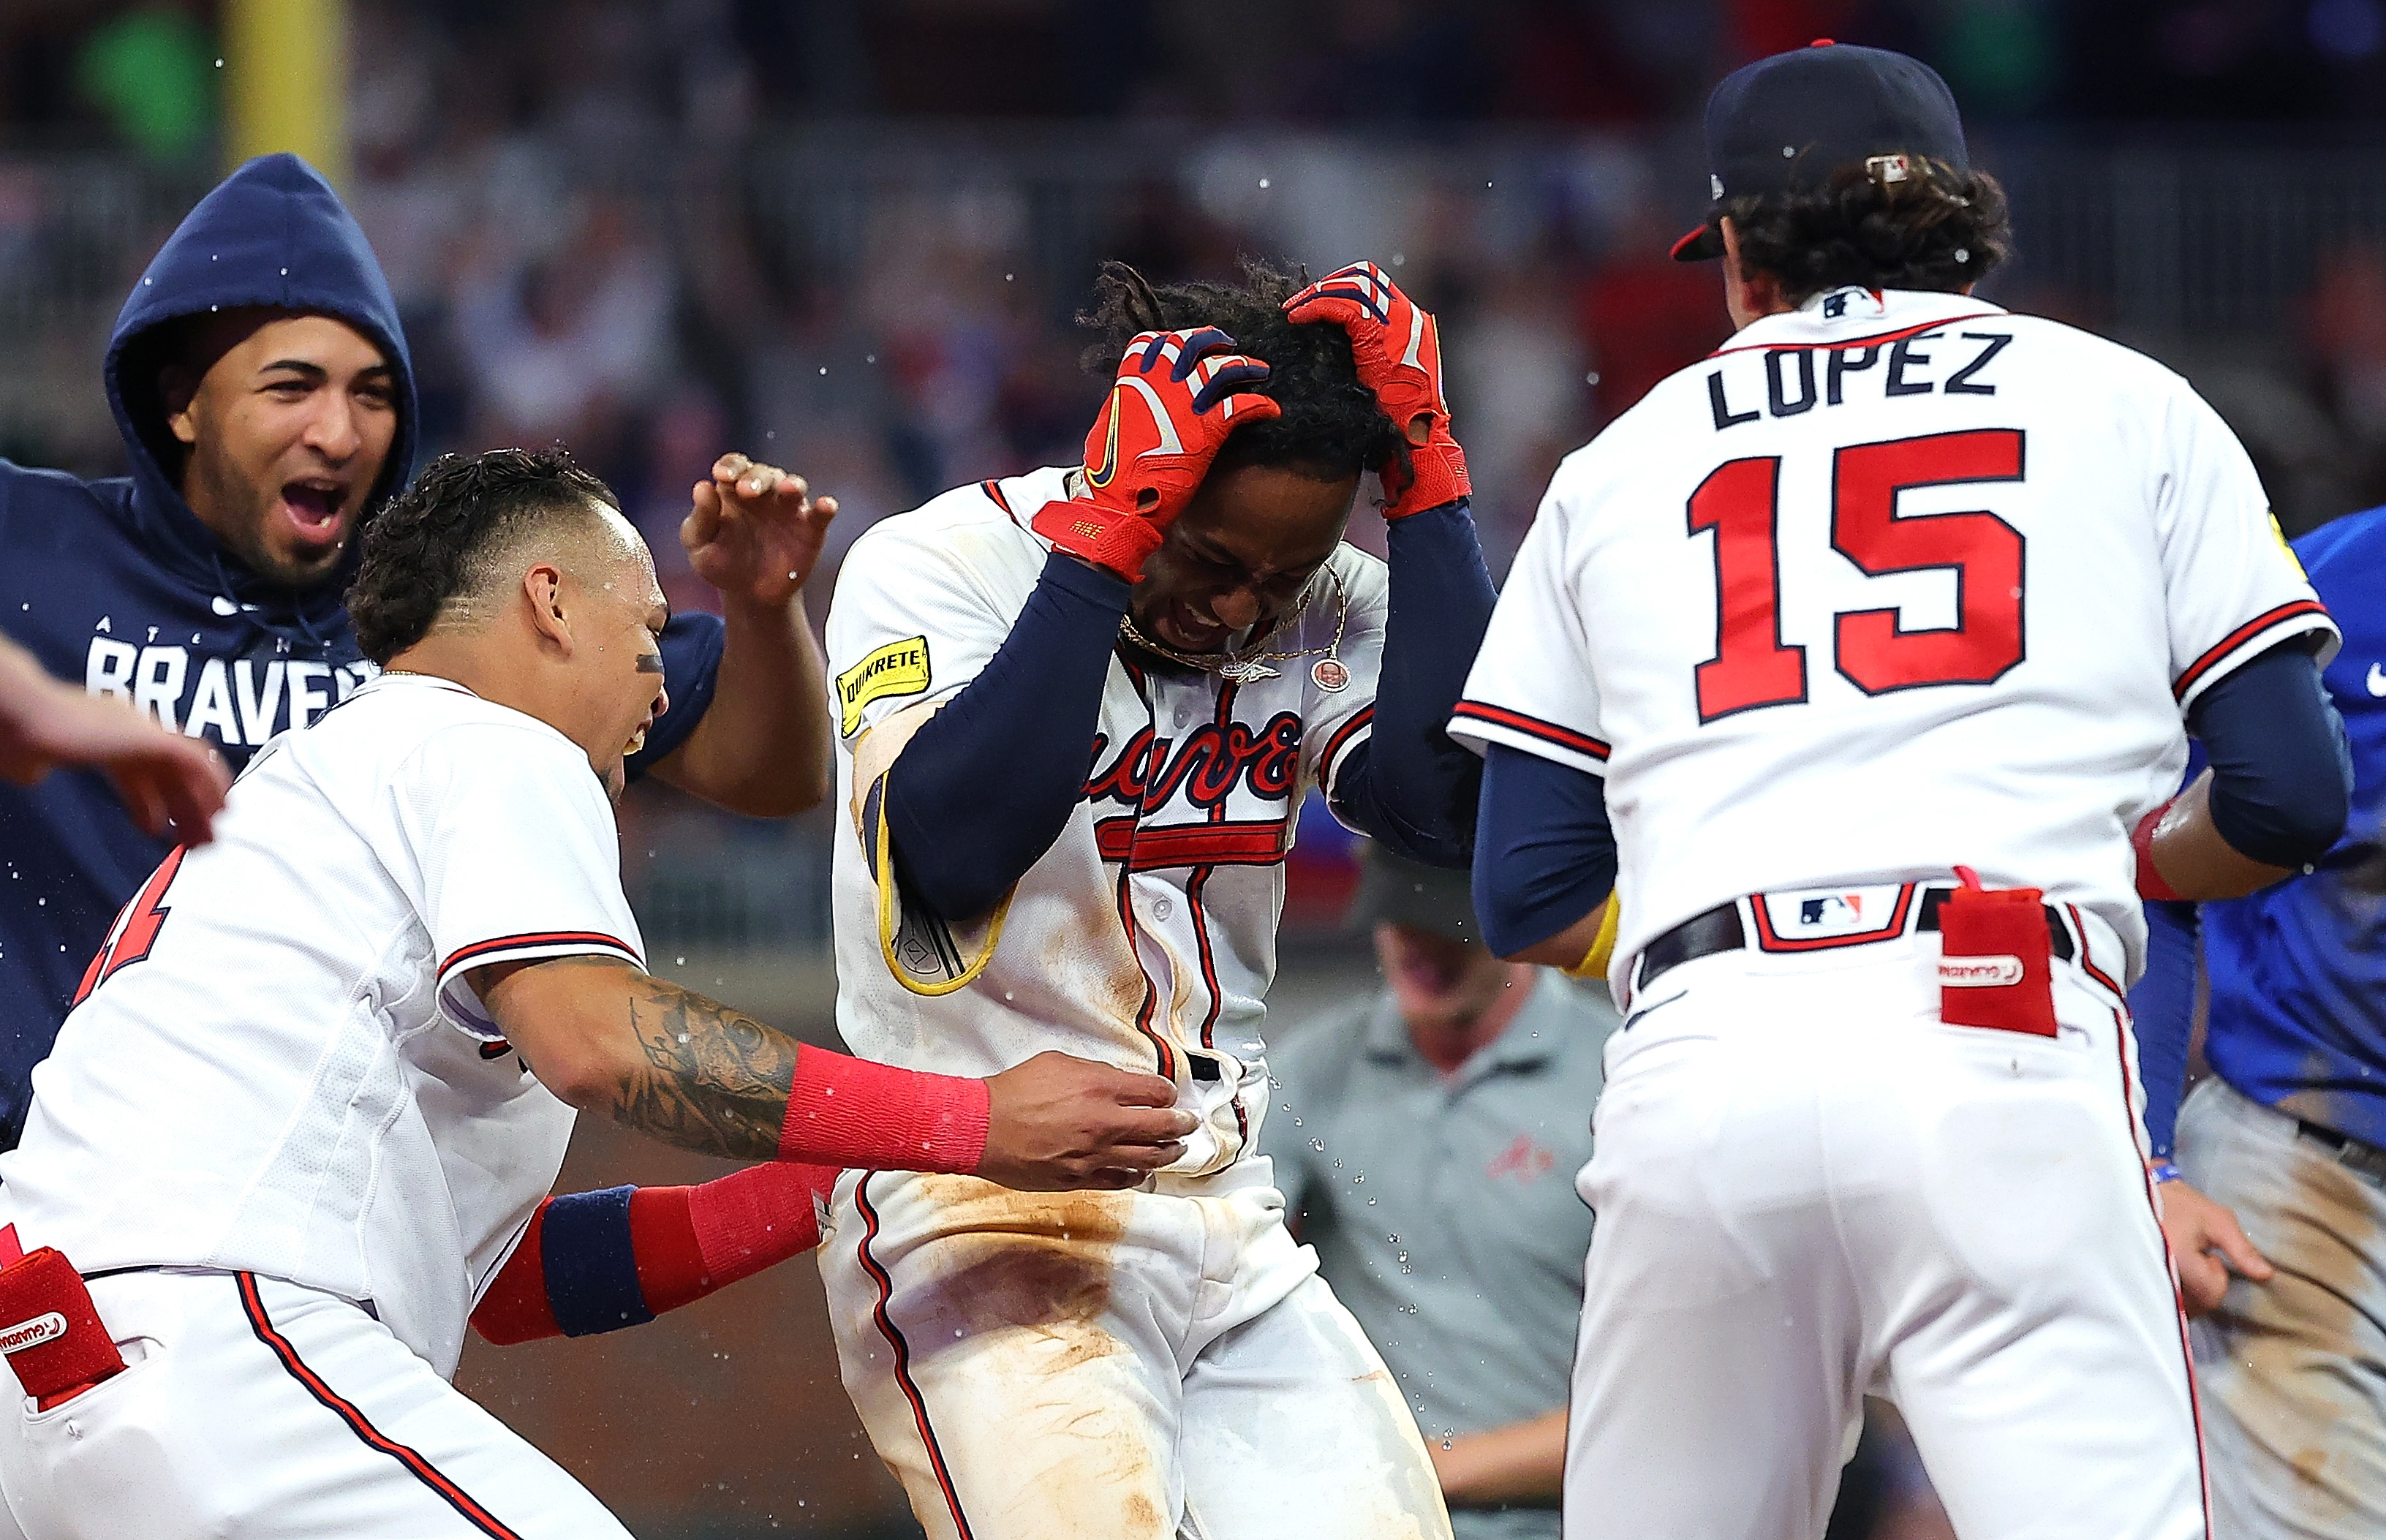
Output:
(279, 480), (350, 547)
(1156, 600), (1231, 654)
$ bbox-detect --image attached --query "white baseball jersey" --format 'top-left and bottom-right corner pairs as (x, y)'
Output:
(0, 673), (642, 1378)
(824, 466), (1383, 1176)
(1451, 286), (2336, 989)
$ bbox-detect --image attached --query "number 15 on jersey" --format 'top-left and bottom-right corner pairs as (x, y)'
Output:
(1690, 428), (2027, 723)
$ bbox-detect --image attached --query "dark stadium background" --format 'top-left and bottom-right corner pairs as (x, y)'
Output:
(3, 1), (2374, 1535)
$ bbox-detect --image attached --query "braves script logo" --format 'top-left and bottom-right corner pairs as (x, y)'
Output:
(1085, 711), (1304, 812)
(0, 1312), (66, 1355)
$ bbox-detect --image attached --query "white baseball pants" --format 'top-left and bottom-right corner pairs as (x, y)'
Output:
(1565, 923), (2205, 1540)
(819, 1160), (1453, 1540)
(0, 1269), (632, 1539)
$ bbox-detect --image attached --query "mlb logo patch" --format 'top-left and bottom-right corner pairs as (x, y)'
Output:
(1798, 894), (1863, 926)
(1761, 885), (1905, 940)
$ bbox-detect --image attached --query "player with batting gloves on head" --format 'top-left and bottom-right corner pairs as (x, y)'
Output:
(1457, 41), (2350, 1540)
(0, 448), (1197, 1540)
(816, 259), (1493, 1540)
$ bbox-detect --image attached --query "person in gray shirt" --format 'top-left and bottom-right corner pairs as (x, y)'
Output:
(1265, 845), (1619, 1539)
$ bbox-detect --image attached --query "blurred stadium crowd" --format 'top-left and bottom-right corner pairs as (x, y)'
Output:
(10, 1), (2386, 597)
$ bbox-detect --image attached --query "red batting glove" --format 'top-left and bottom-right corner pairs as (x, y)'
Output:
(1032, 328), (1281, 581)
(1284, 261), (1470, 518)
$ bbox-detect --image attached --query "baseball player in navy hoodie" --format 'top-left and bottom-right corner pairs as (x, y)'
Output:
(0, 154), (839, 1151)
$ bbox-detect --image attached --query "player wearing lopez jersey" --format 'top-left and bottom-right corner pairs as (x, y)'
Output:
(0, 450), (1195, 1540)
(817, 260), (1493, 1540)
(1456, 43), (2351, 1540)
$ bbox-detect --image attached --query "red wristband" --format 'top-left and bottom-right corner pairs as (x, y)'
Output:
(2133, 801), (2183, 902)
(780, 1046), (989, 1174)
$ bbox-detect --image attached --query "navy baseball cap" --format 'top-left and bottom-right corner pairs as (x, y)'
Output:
(1672, 39), (1968, 262)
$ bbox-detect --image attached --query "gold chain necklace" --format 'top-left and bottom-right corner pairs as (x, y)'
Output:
(1117, 564), (1350, 687)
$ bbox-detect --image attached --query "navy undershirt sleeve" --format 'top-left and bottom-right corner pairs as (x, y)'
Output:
(1472, 741), (1617, 959)
(1326, 502), (1498, 867)
(883, 552), (1130, 921)
(2189, 642), (2352, 867)
(2129, 900), (2200, 1160)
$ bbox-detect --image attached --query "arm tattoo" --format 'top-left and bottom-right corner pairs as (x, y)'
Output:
(611, 973), (799, 1160)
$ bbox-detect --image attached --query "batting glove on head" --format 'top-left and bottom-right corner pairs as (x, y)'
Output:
(1031, 328), (1282, 583)
(1283, 262), (1471, 519)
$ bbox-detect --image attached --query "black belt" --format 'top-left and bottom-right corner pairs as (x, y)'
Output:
(2295, 1119), (2386, 1185)
(1636, 887), (2075, 994)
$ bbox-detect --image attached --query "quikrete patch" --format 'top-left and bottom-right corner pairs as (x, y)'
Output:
(839, 636), (932, 735)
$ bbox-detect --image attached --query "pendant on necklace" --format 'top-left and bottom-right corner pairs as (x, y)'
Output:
(1311, 657), (1350, 692)
(1219, 659), (1280, 683)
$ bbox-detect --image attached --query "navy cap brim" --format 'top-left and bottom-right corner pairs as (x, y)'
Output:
(1671, 219), (1723, 263)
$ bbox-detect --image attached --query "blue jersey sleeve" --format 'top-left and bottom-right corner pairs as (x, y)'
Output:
(625, 610), (725, 780)
(2129, 900), (2200, 1158)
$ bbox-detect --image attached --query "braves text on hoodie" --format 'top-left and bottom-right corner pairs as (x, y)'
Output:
(0, 155), (725, 1149)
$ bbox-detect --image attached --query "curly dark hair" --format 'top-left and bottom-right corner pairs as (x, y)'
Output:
(1077, 258), (1402, 483)
(1723, 157), (2012, 306)
(347, 447), (619, 664)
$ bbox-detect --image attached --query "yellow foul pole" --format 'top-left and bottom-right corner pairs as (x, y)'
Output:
(222, 0), (349, 186)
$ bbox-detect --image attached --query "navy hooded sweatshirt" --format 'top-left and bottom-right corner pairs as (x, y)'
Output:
(0, 155), (724, 1150)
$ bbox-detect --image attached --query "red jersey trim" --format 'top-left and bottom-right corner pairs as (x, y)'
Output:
(2171, 600), (2331, 703)
(1704, 312), (2004, 360)
(1746, 883), (1920, 952)
(1093, 817), (1288, 870)
(1450, 701), (1612, 762)
(1316, 706), (1375, 792)
(438, 931), (642, 977)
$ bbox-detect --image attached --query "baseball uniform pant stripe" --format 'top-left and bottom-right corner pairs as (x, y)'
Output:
(235, 1273), (526, 1540)
(853, 1179), (979, 1540)
(2099, 1008), (2216, 1538)
(2074, 902), (2211, 1533)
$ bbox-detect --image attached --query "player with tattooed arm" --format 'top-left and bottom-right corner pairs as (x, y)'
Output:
(0, 450), (1193, 1540)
